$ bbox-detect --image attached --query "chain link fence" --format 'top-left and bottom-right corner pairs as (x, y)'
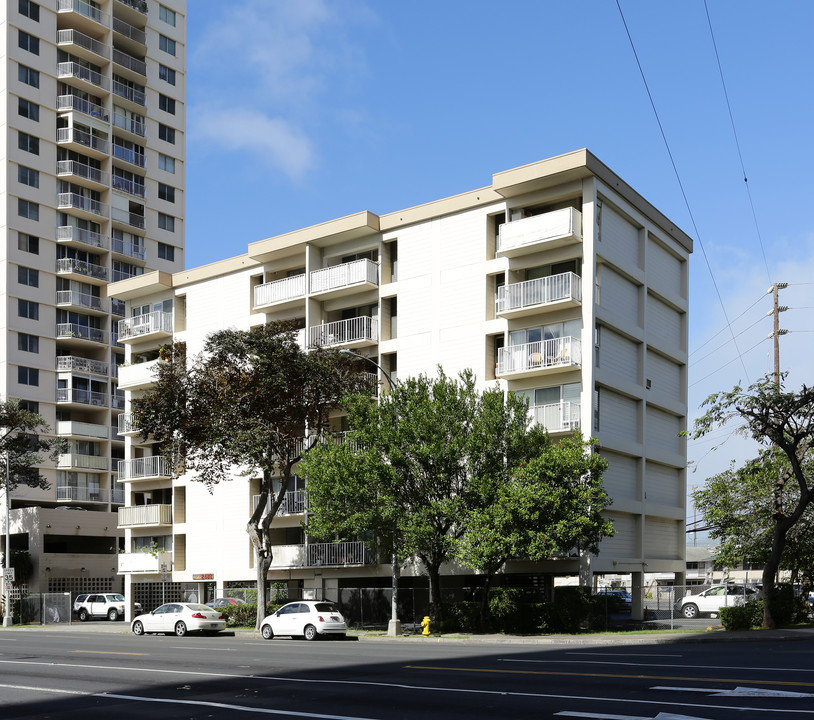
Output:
(19, 593), (72, 625)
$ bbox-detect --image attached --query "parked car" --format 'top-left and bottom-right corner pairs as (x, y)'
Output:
(74, 593), (142, 621)
(206, 597), (245, 607)
(131, 603), (227, 636)
(678, 585), (761, 619)
(595, 589), (633, 612)
(260, 600), (347, 641)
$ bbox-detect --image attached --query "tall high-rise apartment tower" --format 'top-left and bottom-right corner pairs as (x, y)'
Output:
(1, 0), (186, 600)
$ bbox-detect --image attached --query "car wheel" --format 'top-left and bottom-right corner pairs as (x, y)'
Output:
(108, 608), (119, 622)
(261, 624), (274, 640)
(78, 609), (89, 622)
(682, 603), (699, 619)
(132, 621), (144, 636)
(175, 621), (187, 637)
(303, 624), (318, 641)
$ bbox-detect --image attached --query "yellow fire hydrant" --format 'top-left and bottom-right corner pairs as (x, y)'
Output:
(421, 615), (431, 636)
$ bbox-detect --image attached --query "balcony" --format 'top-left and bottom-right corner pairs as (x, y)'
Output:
(309, 259), (379, 298)
(57, 61), (109, 91)
(118, 504), (172, 528)
(112, 392), (126, 410)
(57, 126), (109, 157)
(112, 175), (145, 198)
(496, 272), (582, 318)
(308, 541), (375, 567)
(531, 401), (581, 434)
(56, 420), (109, 439)
(56, 28), (110, 61)
(112, 236), (146, 261)
(112, 48), (146, 77)
(253, 275), (306, 310)
(56, 94), (109, 122)
(309, 316), (378, 349)
(497, 336), (582, 379)
(119, 551), (171, 575)
(55, 322), (108, 345)
(118, 358), (160, 390)
(252, 490), (308, 517)
(112, 486), (125, 504)
(57, 158), (109, 188)
(111, 207), (145, 230)
(112, 17), (146, 47)
(118, 455), (172, 482)
(57, 0), (109, 31)
(56, 289), (107, 314)
(56, 257), (108, 282)
(496, 207), (582, 257)
(57, 453), (108, 471)
(56, 355), (108, 375)
(118, 311), (173, 343)
(57, 225), (109, 251)
(118, 412), (146, 437)
(115, 0), (148, 16)
(112, 299), (126, 317)
(56, 486), (107, 503)
(57, 192), (108, 220)
(56, 387), (109, 408)
(112, 138), (146, 164)
(112, 80), (146, 107)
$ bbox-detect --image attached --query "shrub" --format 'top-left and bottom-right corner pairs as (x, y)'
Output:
(720, 604), (756, 631)
(217, 602), (281, 627)
(433, 601), (480, 633)
(548, 587), (604, 633)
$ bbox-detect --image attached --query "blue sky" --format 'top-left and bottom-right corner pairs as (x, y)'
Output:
(183, 1), (814, 492)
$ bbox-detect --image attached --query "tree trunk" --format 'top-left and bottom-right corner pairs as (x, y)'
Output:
(427, 560), (443, 620)
(247, 468), (277, 630)
(479, 571), (494, 633)
(762, 518), (792, 629)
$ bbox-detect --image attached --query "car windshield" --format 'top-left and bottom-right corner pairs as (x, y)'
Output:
(314, 603), (339, 613)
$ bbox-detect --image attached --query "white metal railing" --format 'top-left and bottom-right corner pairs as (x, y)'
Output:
(56, 94), (109, 121)
(308, 541), (374, 567)
(118, 413), (141, 434)
(56, 225), (109, 250)
(56, 290), (105, 312)
(57, 61), (108, 90)
(112, 16), (146, 44)
(111, 392), (125, 409)
(118, 552), (170, 574)
(112, 138), (146, 163)
(112, 80), (146, 106)
(58, 192), (107, 217)
(56, 387), (108, 407)
(497, 207), (583, 255)
(57, 486), (107, 502)
(252, 490), (308, 517)
(112, 175), (145, 198)
(56, 355), (108, 375)
(118, 311), (173, 340)
(56, 257), (108, 280)
(118, 359), (160, 388)
(57, 0), (108, 25)
(112, 487), (125, 504)
(310, 258), (378, 294)
(117, 0), (147, 15)
(496, 272), (582, 314)
(57, 453), (108, 470)
(531, 401), (581, 433)
(118, 456), (171, 481)
(253, 274), (306, 308)
(55, 323), (108, 344)
(269, 545), (305, 569)
(56, 159), (108, 185)
(118, 504), (172, 527)
(112, 48), (146, 76)
(57, 29), (110, 58)
(111, 207), (145, 228)
(56, 420), (108, 439)
(497, 336), (582, 375)
(309, 316), (378, 347)
(57, 127), (109, 154)
(112, 236), (146, 259)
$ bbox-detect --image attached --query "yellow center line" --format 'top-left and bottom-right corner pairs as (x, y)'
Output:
(404, 665), (814, 689)
(72, 650), (149, 657)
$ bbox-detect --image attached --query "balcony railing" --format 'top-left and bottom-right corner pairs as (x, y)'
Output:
(57, 61), (109, 90)
(56, 257), (108, 281)
(112, 17), (146, 45)
(56, 420), (109, 439)
(57, 225), (109, 250)
(531, 401), (581, 433)
(57, 486), (107, 502)
(56, 290), (106, 313)
(310, 258), (378, 295)
(497, 207), (583, 256)
(118, 358), (160, 389)
(58, 192), (107, 217)
(112, 138), (146, 163)
(253, 275), (306, 308)
(118, 413), (141, 435)
(119, 552), (171, 574)
(112, 392), (126, 410)
(118, 311), (173, 341)
(112, 487), (125, 504)
(57, 0), (108, 26)
(56, 355), (108, 375)
(112, 80), (146, 106)
(56, 387), (108, 407)
(57, 159), (108, 185)
(252, 490), (308, 517)
(55, 323), (108, 344)
(112, 236), (146, 260)
(57, 127), (109, 154)
(309, 316), (378, 348)
(57, 453), (108, 471)
(111, 299), (126, 317)
(56, 94), (109, 122)
(496, 272), (582, 315)
(308, 541), (375, 567)
(111, 207), (145, 229)
(112, 175), (145, 198)
(116, 0), (147, 15)
(118, 456), (172, 481)
(57, 29), (110, 59)
(497, 336), (582, 376)
(118, 504), (172, 528)
(112, 48), (147, 76)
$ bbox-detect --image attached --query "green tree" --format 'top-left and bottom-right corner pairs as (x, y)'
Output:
(692, 375), (814, 628)
(132, 322), (371, 628)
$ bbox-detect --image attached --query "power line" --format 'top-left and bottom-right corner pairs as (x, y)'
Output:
(689, 314), (770, 368)
(689, 293), (768, 357)
(688, 336), (767, 388)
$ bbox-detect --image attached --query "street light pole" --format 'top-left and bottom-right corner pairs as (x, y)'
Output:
(338, 349), (402, 636)
(4, 452), (13, 627)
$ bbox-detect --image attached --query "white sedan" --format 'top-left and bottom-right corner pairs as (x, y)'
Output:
(260, 600), (347, 640)
(131, 603), (227, 636)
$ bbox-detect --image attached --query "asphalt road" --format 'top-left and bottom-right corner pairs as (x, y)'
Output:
(1, 627), (814, 719)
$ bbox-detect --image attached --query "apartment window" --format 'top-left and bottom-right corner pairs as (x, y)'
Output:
(18, 233), (39, 254)
(158, 124), (176, 144)
(19, 131), (39, 155)
(19, 0), (39, 21)
(158, 94), (176, 114)
(18, 30), (39, 54)
(157, 242), (175, 261)
(159, 34), (176, 56)
(158, 213), (175, 232)
(159, 64), (176, 85)
(18, 64), (39, 88)
(18, 165), (39, 188)
(159, 4), (176, 26)
(18, 300), (38, 320)
(18, 198), (39, 221)
(158, 183), (175, 203)
(18, 266), (39, 288)
(18, 333), (39, 353)
(19, 400), (39, 413)
(18, 367), (39, 386)
(18, 97), (39, 121)
(158, 154), (176, 173)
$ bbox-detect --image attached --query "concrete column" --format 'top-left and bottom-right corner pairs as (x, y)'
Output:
(631, 571), (644, 620)
(124, 573), (134, 622)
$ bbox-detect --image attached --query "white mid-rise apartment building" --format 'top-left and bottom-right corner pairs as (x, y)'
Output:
(111, 150), (692, 616)
(1, 0), (186, 603)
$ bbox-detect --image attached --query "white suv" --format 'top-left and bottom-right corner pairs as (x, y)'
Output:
(74, 593), (141, 621)
(678, 585), (761, 619)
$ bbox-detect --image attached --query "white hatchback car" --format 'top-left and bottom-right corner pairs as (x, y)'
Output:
(131, 603), (227, 636)
(260, 600), (347, 641)
(679, 585), (761, 619)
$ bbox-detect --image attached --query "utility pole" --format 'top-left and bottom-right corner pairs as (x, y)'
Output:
(767, 283), (789, 384)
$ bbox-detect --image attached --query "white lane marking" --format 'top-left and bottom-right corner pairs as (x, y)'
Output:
(1, 659), (814, 716)
(0, 683), (88, 695)
(566, 653), (682, 658)
(501, 658), (814, 673)
(652, 685), (814, 698)
(556, 713), (708, 719)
